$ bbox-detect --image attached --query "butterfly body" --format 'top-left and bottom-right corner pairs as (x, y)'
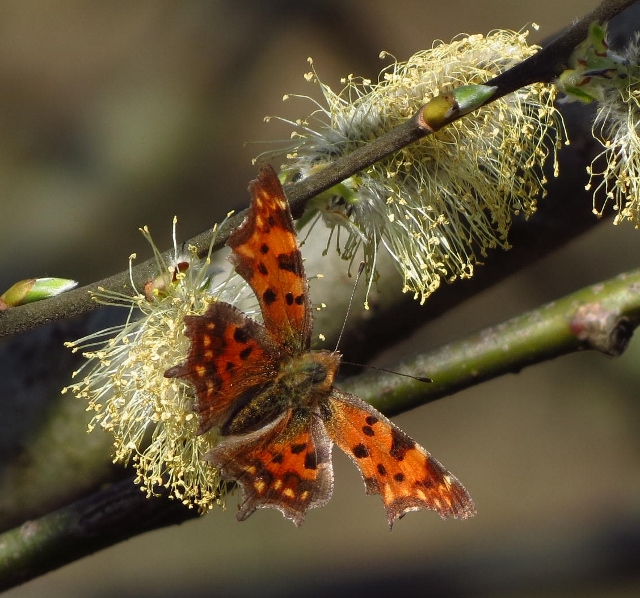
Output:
(220, 349), (340, 436)
(165, 164), (475, 527)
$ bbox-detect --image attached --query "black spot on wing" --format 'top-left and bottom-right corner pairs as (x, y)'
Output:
(421, 477), (437, 489)
(390, 428), (415, 461)
(277, 252), (301, 274)
(263, 288), (277, 305)
(352, 444), (369, 459)
(291, 443), (307, 455)
(304, 452), (317, 470)
(233, 326), (249, 344)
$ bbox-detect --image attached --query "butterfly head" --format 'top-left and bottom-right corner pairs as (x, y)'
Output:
(279, 349), (342, 404)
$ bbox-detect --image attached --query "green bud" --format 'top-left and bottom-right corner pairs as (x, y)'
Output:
(421, 84), (497, 130)
(556, 21), (630, 104)
(0, 277), (77, 307)
(448, 84), (497, 116)
(420, 94), (457, 131)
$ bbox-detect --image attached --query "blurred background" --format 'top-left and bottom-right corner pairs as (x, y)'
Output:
(2, 1), (640, 596)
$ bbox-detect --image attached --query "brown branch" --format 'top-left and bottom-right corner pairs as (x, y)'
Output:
(0, 477), (198, 592)
(0, 0), (635, 340)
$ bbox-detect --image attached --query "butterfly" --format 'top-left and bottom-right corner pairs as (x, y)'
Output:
(165, 164), (475, 527)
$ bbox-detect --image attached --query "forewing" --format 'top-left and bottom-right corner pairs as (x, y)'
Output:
(323, 389), (476, 527)
(228, 164), (312, 353)
(164, 301), (281, 434)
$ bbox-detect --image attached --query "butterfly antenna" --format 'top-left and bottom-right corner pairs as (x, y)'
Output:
(340, 360), (432, 384)
(335, 261), (432, 383)
(335, 261), (365, 353)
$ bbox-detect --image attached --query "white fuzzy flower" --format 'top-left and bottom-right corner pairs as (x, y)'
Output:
(565, 24), (640, 226)
(64, 218), (249, 510)
(264, 29), (563, 303)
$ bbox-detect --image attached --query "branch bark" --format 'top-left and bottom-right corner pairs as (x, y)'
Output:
(3, 266), (640, 589)
(0, 0), (634, 340)
(0, 477), (198, 592)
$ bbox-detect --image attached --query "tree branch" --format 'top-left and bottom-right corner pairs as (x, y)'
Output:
(348, 268), (640, 416)
(3, 265), (640, 589)
(0, 477), (199, 592)
(0, 0), (634, 340)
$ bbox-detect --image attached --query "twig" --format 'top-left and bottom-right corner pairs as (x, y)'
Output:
(0, 0), (634, 340)
(347, 269), (640, 416)
(285, 0), (639, 205)
(0, 476), (199, 592)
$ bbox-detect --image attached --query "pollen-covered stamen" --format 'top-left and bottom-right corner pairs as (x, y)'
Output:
(565, 22), (640, 227)
(262, 29), (564, 304)
(63, 216), (251, 512)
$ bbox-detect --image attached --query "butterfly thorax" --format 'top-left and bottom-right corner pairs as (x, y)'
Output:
(279, 349), (341, 403)
(221, 350), (341, 437)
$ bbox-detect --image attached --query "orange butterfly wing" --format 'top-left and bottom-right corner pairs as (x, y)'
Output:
(323, 389), (476, 527)
(166, 164), (475, 526)
(205, 409), (333, 526)
(228, 164), (312, 354)
(164, 301), (282, 433)
(165, 165), (311, 433)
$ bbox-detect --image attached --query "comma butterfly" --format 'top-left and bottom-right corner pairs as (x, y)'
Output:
(165, 165), (475, 527)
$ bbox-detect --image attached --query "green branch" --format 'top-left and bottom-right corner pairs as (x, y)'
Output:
(3, 267), (640, 589)
(348, 269), (640, 416)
